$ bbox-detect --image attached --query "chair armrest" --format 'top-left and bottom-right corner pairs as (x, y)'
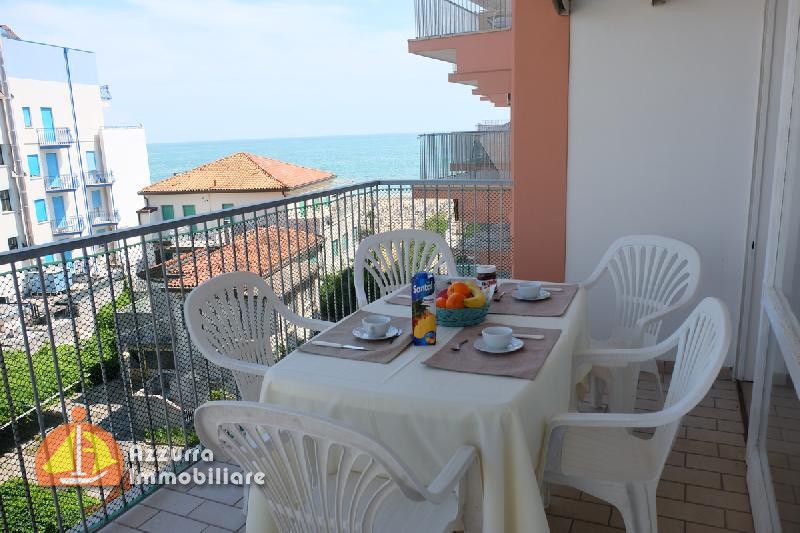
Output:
(542, 408), (684, 475)
(287, 315), (334, 333)
(424, 445), (478, 504)
(220, 357), (270, 377)
(575, 343), (669, 367)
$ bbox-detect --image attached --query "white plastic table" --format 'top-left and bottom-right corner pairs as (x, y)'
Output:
(247, 283), (587, 533)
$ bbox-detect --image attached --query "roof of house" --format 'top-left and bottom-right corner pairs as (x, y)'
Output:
(139, 152), (334, 195)
(150, 224), (321, 289)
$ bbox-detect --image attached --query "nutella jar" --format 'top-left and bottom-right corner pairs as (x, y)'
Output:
(476, 265), (497, 288)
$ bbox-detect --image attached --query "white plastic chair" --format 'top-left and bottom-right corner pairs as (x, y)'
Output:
(184, 271), (333, 401)
(544, 297), (730, 533)
(577, 235), (701, 411)
(354, 229), (458, 308)
(195, 401), (483, 533)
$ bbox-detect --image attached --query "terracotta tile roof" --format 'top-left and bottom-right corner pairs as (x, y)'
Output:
(139, 152), (334, 194)
(153, 224), (321, 289)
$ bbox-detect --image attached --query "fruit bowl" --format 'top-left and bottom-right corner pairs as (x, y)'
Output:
(436, 282), (495, 327)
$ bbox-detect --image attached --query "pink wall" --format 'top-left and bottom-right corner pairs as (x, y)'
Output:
(511, 2), (570, 281)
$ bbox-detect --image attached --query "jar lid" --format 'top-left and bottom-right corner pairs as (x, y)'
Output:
(476, 264), (497, 273)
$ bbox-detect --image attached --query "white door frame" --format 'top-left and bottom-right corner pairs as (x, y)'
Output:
(746, 1), (800, 530)
(737, 0), (781, 380)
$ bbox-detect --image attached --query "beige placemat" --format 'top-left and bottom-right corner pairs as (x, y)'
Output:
(423, 323), (561, 380)
(385, 285), (412, 306)
(299, 311), (412, 363)
(490, 283), (579, 317)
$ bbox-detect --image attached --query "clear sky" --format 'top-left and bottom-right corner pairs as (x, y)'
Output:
(3, 0), (509, 143)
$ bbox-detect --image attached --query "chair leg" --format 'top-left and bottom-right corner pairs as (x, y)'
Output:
(617, 481), (658, 533)
(590, 372), (603, 409)
(607, 364), (640, 413)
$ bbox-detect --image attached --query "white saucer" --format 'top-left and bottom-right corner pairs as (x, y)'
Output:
(473, 337), (524, 355)
(352, 325), (401, 341)
(512, 289), (551, 302)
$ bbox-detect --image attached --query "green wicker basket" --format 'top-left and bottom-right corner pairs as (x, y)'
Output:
(436, 302), (492, 327)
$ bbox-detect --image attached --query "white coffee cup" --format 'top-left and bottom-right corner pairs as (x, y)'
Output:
(517, 281), (542, 299)
(362, 315), (391, 337)
(482, 326), (513, 350)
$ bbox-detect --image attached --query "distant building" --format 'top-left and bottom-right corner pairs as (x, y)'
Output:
(0, 27), (151, 263)
(138, 152), (335, 224)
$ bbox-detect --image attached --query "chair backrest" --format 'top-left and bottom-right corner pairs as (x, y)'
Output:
(195, 401), (433, 533)
(184, 272), (280, 401)
(354, 229), (459, 308)
(584, 235), (701, 345)
(648, 297), (730, 475)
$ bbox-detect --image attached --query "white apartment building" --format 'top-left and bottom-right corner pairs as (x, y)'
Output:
(0, 27), (150, 264)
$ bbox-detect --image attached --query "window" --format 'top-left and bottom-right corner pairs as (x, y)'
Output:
(22, 107), (31, 128)
(34, 199), (47, 222)
(183, 204), (197, 232)
(7, 237), (18, 250)
(0, 190), (11, 212)
(27, 154), (40, 177)
(331, 238), (339, 257)
(222, 203), (234, 226)
(308, 248), (318, 264)
(342, 232), (349, 252)
(161, 204), (175, 221)
(85, 151), (97, 171)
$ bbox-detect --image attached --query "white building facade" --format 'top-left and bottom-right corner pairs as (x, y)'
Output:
(0, 31), (150, 263)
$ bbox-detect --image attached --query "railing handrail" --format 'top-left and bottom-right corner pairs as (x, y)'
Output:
(0, 178), (511, 265)
(418, 129), (508, 137)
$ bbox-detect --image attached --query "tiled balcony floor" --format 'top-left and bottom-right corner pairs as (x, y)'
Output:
(103, 369), (754, 533)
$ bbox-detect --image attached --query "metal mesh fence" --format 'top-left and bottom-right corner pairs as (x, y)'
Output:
(0, 179), (511, 531)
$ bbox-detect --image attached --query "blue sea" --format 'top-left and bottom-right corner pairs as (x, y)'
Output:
(147, 133), (420, 186)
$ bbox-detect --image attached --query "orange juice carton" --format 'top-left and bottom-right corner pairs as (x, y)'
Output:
(411, 272), (436, 345)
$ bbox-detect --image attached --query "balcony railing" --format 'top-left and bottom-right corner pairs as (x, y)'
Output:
(414, 0), (511, 39)
(0, 179), (511, 532)
(43, 173), (79, 192)
(88, 208), (120, 225)
(49, 216), (85, 235)
(36, 127), (73, 147)
(85, 170), (115, 186)
(419, 128), (510, 180)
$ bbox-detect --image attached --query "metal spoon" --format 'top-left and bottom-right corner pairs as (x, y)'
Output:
(493, 291), (506, 302)
(450, 339), (469, 351)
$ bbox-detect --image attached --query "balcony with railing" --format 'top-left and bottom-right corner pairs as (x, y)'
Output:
(49, 215), (84, 235)
(88, 208), (120, 225)
(36, 127), (73, 147)
(0, 179), (511, 532)
(43, 173), (79, 192)
(414, 0), (511, 39)
(85, 170), (115, 186)
(419, 127), (510, 181)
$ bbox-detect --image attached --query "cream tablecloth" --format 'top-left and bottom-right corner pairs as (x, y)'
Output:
(247, 284), (587, 533)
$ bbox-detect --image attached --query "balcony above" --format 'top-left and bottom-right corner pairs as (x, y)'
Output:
(85, 170), (115, 187)
(409, 0), (511, 107)
(43, 174), (79, 192)
(36, 127), (73, 147)
(88, 208), (120, 225)
(419, 127), (509, 180)
(50, 216), (84, 235)
(413, 0), (511, 40)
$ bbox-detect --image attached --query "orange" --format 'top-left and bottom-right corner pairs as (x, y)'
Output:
(447, 282), (471, 297)
(446, 293), (466, 309)
(436, 296), (448, 308)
